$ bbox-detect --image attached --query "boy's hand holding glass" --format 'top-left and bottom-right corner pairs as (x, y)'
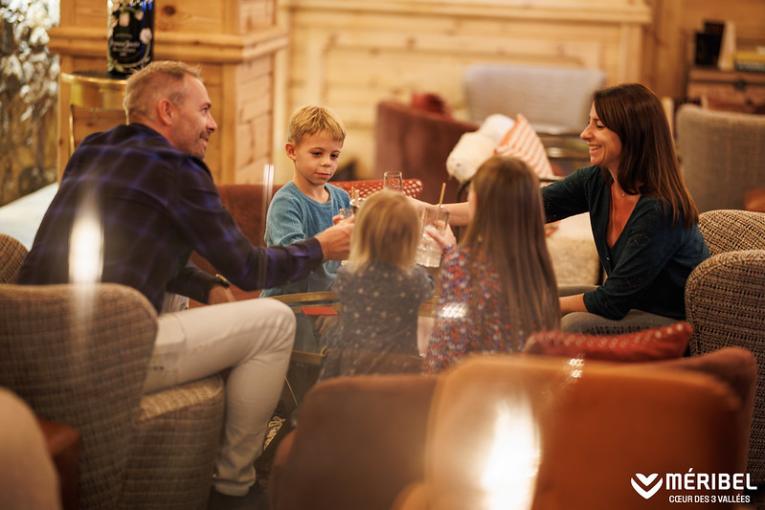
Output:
(333, 207), (355, 224)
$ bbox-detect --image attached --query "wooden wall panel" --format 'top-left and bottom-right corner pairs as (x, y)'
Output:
(154, 1), (226, 34)
(281, 0), (650, 178)
(240, 0), (275, 31)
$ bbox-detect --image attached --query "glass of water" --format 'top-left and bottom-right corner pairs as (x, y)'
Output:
(415, 206), (450, 268)
(383, 171), (403, 192)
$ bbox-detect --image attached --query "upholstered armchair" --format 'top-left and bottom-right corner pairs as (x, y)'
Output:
(463, 64), (605, 134)
(0, 233), (225, 510)
(269, 348), (755, 510)
(463, 64), (603, 176)
(374, 100), (477, 204)
(676, 105), (765, 212)
(394, 354), (753, 509)
(686, 209), (765, 484)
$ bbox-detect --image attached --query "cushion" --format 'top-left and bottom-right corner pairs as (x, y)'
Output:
(445, 131), (497, 183)
(445, 114), (514, 182)
(495, 113), (554, 179)
(446, 113), (555, 183)
(523, 321), (692, 362)
(410, 92), (452, 117)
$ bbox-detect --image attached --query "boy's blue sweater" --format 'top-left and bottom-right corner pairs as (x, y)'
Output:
(262, 181), (350, 296)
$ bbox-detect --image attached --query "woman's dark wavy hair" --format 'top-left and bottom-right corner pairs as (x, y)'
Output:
(593, 83), (698, 227)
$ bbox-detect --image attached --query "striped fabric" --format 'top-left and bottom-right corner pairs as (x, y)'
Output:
(495, 114), (554, 179)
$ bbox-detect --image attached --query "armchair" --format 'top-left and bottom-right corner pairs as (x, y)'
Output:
(374, 100), (477, 204)
(463, 64), (603, 176)
(676, 105), (765, 212)
(0, 233), (225, 510)
(395, 354), (753, 509)
(463, 64), (606, 134)
(686, 209), (765, 484)
(269, 348), (755, 510)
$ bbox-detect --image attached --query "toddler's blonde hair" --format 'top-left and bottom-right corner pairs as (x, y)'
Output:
(288, 105), (346, 144)
(348, 190), (420, 272)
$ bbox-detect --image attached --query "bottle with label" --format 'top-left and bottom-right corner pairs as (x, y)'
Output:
(107, 0), (154, 77)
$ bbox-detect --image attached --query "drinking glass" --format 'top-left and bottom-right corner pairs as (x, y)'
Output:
(415, 206), (450, 267)
(383, 171), (403, 192)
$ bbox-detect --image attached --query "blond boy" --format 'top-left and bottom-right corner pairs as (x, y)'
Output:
(262, 105), (351, 297)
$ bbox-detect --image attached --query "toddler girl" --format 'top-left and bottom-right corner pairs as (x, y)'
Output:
(320, 190), (432, 379)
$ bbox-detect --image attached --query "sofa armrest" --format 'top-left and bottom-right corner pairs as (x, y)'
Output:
(685, 250), (765, 356)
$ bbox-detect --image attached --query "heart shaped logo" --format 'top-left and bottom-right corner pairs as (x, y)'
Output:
(631, 473), (663, 500)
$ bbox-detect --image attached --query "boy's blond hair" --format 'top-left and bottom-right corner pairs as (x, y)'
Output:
(287, 105), (346, 144)
(348, 190), (420, 272)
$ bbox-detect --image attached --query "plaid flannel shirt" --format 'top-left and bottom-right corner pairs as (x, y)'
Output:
(18, 123), (323, 312)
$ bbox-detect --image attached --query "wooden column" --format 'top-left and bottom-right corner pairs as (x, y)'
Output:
(49, 0), (286, 184)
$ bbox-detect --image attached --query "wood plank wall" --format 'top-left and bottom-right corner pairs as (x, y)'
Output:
(279, 0), (651, 179)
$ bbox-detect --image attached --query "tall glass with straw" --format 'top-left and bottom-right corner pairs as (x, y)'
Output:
(416, 183), (449, 267)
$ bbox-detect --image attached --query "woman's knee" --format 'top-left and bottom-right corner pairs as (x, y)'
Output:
(561, 312), (603, 333)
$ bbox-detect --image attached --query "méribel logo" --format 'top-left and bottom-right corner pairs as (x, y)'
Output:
(631, 473), (663, 500)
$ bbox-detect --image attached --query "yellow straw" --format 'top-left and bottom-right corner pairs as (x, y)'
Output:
(437, 182), (446, 206)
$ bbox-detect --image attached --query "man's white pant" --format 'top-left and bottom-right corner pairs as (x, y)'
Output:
(143, 298), (295, 496)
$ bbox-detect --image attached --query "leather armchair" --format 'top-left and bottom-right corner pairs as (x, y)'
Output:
(0, 233), (225, 510)
(395, 354), (754, 509)
(269, 349), (755, 510)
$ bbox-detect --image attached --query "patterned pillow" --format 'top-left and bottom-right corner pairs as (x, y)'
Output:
(495, 114), (554, 179)
(523, 322), (692, 362)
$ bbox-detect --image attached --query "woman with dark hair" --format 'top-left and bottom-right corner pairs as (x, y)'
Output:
(432, 83), (709, 332)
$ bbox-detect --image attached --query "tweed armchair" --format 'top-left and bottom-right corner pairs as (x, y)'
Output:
(0, 233), (225, 510)
(0, 233), (26, 283)
(676, 105), (765, 212)
(686, 209), (765, 483)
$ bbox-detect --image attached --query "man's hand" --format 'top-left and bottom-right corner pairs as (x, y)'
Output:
(209, 285), (236, 305)
(315, 218), (354, 260)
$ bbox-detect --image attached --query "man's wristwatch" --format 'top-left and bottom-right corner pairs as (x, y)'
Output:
(214, 274), (231, 288)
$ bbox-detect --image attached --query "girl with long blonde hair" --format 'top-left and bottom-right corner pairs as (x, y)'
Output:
(427, 155), (560, 372)
(320, 190), (432, 379)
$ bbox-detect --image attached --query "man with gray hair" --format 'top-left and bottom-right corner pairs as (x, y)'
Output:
(19, 61), (353, 499)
